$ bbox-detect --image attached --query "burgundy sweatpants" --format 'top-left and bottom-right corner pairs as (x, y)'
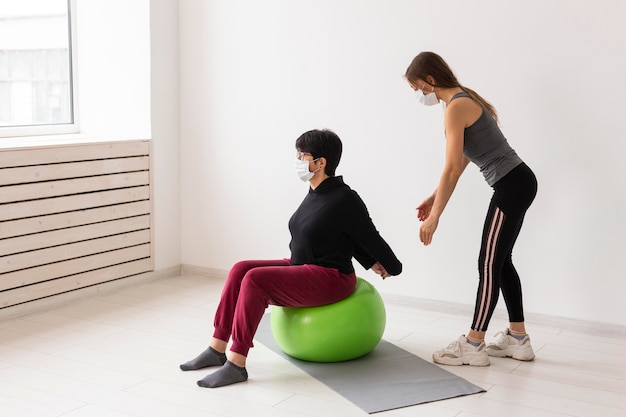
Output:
(212, 259), (357, 357)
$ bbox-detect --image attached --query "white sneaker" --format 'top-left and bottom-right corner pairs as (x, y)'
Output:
(432, 335), (490, 366)
(486, 329), (535, 361)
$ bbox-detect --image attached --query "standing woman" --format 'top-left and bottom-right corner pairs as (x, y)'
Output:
(405, 52), (537, 366)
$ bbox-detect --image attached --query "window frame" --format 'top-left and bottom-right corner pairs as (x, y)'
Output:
(0, 0), (78, 139)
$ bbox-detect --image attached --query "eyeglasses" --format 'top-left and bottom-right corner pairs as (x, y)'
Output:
(296, 151), (314, 160)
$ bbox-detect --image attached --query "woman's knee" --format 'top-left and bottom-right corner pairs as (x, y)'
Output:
(241, 268), (273, 291)
(230, 260), (256, 274)
(238, 273), (272, 309)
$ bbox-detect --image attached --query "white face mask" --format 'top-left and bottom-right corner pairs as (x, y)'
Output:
(415, 86), (439, 106)
(294, 158), (320, 182)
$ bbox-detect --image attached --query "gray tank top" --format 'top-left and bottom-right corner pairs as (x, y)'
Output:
(451, 91), (522, 186)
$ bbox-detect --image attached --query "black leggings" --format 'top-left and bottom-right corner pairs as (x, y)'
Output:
(471, 163), (537, 332)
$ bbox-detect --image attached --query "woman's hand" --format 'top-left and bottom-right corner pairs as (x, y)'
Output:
(416, 195), (435, 221)
(419, 216), (439, 246)
(371, 262), (391, 279)
(417, 194), (438, 245)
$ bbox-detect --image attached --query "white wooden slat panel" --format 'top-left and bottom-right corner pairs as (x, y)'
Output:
(1, 229), (150, 274)
(0, 230), (150, 274)
(0, 201), (150, 239)
(0, 243), (151, 291)
(0, 139), (152, 310)
(0, 156), (149, 186)
(0, 215), (150, 257)
(0, 171), (150, 204)
(0, 186), (150, 221)
(0, 141), (149, 168)
(0, 259), (152, 308)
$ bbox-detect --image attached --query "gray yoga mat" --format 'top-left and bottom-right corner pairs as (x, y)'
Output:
(256, 314), (485, 414)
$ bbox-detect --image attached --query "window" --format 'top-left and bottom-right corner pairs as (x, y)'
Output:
(0, 0), (76, 137)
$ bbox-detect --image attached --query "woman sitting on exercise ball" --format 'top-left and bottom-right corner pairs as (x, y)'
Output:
(180, 128), (402, 388)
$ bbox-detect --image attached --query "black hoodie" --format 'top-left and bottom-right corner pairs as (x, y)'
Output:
(288, 176), (402, 276)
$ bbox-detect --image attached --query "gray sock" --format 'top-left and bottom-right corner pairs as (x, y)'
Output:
(466, 337), (482, 347)
(507, 329), (527, 341)
(180, 346), (226, 371)
(197, 361), (248, 388)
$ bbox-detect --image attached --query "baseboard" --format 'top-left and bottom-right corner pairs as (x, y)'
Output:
(180, 264), (228, 280)
(0, 265), (181, 322)
(382, 292), (626, 339)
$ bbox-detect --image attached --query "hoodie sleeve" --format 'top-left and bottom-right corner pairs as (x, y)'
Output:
(346, 191), (402, 276)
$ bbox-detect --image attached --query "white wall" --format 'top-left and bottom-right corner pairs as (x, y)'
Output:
(75, 0), (151, 140)
(150, 0), (181, 271)
(178, 0), (626, 326)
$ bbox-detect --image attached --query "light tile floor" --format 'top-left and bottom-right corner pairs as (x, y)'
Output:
(0, 274), (625, 417)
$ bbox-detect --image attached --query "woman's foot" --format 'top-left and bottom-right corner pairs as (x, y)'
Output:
(432, 335), (490, 366)
(180, 346), (227, 371)
(485, 329), (535, 361)
(197, 361), (248, 388)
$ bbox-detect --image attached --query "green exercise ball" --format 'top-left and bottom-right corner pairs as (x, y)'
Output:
(270, 277), (386, 362)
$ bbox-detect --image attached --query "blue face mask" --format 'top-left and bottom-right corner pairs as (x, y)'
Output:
(294, 158), (320, 182)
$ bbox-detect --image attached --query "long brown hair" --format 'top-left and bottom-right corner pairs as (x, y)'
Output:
(405, 51), (498, 123)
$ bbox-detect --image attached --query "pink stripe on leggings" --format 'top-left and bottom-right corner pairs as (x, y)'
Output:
(475, 208), (504, 330)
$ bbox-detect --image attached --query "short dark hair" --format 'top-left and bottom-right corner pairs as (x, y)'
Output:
(295, 129), (342, 177)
